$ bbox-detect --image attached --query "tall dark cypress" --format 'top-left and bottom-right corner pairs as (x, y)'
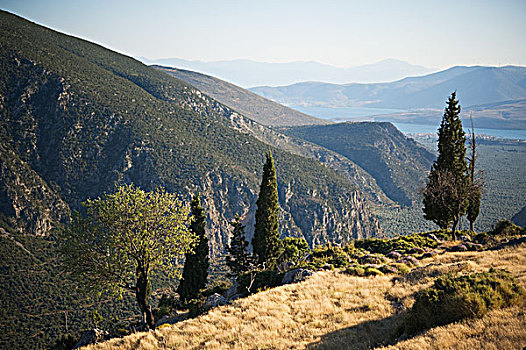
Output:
(467, 115), (482, 232)
(177, 193), (209, 302)
(423, 92), (469, 237)
(226, 215), (253, 277)
(252, 150), (281, 267)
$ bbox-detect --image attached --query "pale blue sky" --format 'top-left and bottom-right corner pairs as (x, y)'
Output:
(1, 0), (525, 69)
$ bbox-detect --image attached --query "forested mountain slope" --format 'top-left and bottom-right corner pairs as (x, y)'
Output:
(282, 122), (435, 207)
(0, 10), (380, 249)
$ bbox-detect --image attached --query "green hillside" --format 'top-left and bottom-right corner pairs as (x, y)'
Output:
(282, 122), (435, 207)
(0, 11), (381, 349)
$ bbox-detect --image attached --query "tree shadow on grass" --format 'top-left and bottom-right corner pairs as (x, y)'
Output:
(307, 313), (415, 350)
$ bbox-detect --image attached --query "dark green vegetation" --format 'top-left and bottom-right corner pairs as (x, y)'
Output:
(177, 194), (210, 303)
(466, 118), (482, 232)
(0, 10), (380, 349)
(281, 122), (435, 207)
(0, 225), (138, 350)
(473, 219), (526, 245)
(226, 215), (253, 277)
(404, 269), (526, 335)
(423, 92), (470, 235)
(279, 237), (310, 265)
(156, 66), (326, 127)
(415, 137), (526, 233)
(253, 151), (281, 266)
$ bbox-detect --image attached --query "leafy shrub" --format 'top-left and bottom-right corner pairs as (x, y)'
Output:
(186, 297), (206, 317)
(279, 237), (310, 265)
(379, 265), (398, 274)
(157, 293), (180, 314)
(202, 279), (233, 298)
(424, 229), (450, 241)
(355, 234), (438, 256)
(308, 245), (350, 269)
(344, 264), (388, 277)
(488, 219), (524, 237)
(389, 263), (411, 274)
(472, 232), (494, 245)
(358, 253), (387, 265)
(400, 256), (419, 266)
(364, 267), (384, 277)
(404, 269), (525, 335)
(343, 265), (365, 277)
(473, 220), (525, 245)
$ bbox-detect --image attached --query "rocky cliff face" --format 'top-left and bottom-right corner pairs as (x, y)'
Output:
(174, 85), (381, 254)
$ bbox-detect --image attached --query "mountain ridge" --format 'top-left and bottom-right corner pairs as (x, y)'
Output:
(250, 65), (526, 109)
(154, 66), (327, 127)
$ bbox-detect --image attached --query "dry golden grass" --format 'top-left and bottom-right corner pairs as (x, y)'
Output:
(86, 245), (526, 350)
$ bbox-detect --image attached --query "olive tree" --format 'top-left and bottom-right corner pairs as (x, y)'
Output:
(59, 184), (195, 329)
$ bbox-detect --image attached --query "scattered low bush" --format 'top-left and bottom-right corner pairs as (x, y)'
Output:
(403, 269), (526, 335)
(473, 220), (525, 245)
(389, 263), (411, 274)
(201, 279), (232, 298)
(279, 237), (310, 266)
(488, 219), (524, 237)
(354, 234), (438, 256)
(364, 267), (384, 277)
(344, 265), (365, 277)
(308, 245), (350, 269)
(358, 253), (386, 265)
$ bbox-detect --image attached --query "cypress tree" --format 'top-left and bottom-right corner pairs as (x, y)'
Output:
(252, 150), (281, 267)
(467, 115), (482, 232)
(423, 92), (469, 238)
(226, 215), (253, 277)
(177, 193), (209, 302)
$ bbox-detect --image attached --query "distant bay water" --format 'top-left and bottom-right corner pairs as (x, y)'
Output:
(393, 122), (526, 140)
(290, 105), (526, 140)
(291, 105), (404, 120)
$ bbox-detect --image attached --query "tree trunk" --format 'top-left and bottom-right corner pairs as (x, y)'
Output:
(136, 265), (155, 329)
(469, 220), (474, 233)
(451, 218), (458, 240)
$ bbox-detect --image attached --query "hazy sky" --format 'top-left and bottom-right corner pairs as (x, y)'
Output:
(1, 0), (525, 69)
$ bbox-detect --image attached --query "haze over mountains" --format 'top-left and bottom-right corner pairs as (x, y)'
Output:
(251, 65), (526, 130)
(138, 57), (433, 87)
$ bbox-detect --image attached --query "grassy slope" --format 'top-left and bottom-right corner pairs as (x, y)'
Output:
(87, 244), (526, 350)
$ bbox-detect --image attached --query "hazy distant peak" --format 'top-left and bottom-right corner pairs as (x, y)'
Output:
(137, 56), (433, 87)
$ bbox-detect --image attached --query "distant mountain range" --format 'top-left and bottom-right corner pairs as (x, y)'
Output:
(137, 57), (433, 87)
(250, 65), (526, 129)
